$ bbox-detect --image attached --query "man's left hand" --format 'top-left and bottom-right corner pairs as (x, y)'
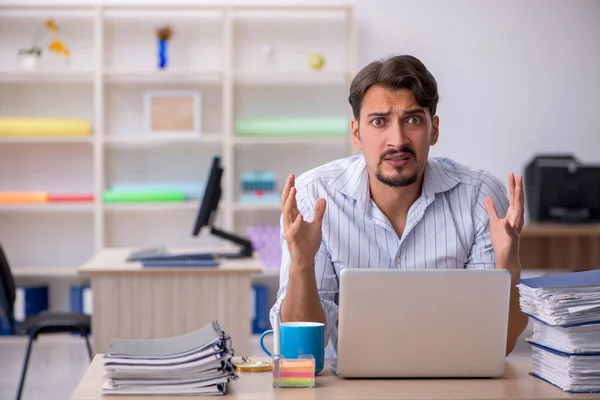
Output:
(484, 173), (525, 276)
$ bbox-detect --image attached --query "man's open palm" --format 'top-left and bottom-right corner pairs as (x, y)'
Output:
(281, 174), (326, 262)
(484, 173), (525, 272)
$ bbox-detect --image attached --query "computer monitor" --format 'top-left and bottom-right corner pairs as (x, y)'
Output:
(533, 160), (600, 223)
(192, 155), (254, 258)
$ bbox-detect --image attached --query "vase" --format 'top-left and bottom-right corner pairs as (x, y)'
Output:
(158, 39), (168, 69)
(20, 54), (39, 71)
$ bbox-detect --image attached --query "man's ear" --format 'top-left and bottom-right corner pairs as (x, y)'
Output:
(351, 118), (362, 150)
(430, 115), (439, 146)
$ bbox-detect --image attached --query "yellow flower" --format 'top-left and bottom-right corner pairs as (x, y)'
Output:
(49, 39), (69, 57)
(45, 19), (58, 32)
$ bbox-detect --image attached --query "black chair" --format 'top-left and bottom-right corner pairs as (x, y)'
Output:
(0, 243), (93, 400)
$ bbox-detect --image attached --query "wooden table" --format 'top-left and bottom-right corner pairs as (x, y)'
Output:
(520, 223), (600, 271)
(78, 248), (263, 356)
(70, 355), (600, 400)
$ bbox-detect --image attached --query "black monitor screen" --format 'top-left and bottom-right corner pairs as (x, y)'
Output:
(193, 156), (222, 236)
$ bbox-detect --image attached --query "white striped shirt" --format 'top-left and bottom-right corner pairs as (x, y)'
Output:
(270, 154), (509, 359)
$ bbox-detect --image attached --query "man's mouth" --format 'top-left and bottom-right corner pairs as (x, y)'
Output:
(383, 153), (413, 161)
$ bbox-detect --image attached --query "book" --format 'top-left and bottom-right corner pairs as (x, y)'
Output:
(101, 321), (238, 396)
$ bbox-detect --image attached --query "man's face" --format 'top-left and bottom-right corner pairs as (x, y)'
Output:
(351, 85), (439, 188)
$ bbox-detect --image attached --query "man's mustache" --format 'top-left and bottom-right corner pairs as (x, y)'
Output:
(379, 146), (417, 162)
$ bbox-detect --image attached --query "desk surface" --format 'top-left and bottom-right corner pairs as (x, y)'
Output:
(70, 355), (600, 400)
(78, 247), (263, 274)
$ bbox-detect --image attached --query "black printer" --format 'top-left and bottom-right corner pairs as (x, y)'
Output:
(524, 154), (600, 223)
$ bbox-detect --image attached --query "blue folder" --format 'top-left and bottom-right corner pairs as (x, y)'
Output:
(529, 340), (600, 356)
(141, 259), (219, 268)
(519, 269), (600, 288)
(528, 341), (600, 393)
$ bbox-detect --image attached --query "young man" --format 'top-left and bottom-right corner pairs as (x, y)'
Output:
(270, 54), (529, 359)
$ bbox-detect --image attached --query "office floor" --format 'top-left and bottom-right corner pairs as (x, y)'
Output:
(0, 328), (533, 400)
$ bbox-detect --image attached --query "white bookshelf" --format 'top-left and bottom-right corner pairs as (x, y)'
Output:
(0, 2), (357, 311)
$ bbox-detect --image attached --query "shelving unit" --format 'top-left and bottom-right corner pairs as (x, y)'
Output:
(0, 2), (357, 311)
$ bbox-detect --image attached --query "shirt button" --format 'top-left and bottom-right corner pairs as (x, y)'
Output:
(395, 257), (401, 263)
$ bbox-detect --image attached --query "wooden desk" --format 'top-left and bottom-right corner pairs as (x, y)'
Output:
(78, 248), (262, 356)
(70, 355), (600, 400)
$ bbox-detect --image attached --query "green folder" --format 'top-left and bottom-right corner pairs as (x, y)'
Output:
(103, 190), (185, 203)
(235, 117), (349, 137)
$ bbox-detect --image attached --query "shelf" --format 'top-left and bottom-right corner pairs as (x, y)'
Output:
(0, 2), (356, 306)
(104, 70), (221, 84)
(0, 202), (94, 212)
(233, 70), (348, 86)
(103, 201), (199, 212)
(522, 223), (600, 237)
(233, 203), (280, 212)
(233, 136), (349, 145)
(11, 266), (79, 278)
(0, 9), (94, 19)
(0, 70), (94, 83)
(0, 136), (93, 144)
(104, 134), (223, 146)
(103, 8), (223, 19)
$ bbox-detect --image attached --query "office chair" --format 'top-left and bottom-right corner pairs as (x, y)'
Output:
(0, 243), (93, 400)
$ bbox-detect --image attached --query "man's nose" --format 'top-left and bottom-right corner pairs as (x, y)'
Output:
(386, 121), (410, 147)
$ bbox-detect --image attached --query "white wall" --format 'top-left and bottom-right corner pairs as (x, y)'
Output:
(356, 0), (600, 189)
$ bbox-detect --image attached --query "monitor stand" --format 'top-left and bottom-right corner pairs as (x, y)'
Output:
(209, 226), (254, 259)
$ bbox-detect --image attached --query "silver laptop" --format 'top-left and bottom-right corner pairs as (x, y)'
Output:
(333, 269), (511, 378)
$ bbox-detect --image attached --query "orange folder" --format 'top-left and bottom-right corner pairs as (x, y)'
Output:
(0, 192), (48, 203)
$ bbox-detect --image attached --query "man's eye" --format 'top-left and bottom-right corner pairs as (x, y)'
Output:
(407, 116), (421, 124)
(371, 118), (385, 126)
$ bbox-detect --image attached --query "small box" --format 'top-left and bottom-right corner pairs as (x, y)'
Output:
(272, 355), (316, 388)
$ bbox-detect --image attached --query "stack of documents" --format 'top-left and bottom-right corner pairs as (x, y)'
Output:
(518, 270), (600, 393)
(101, 321), (238, 396)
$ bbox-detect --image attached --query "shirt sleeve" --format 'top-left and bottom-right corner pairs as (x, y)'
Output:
(269, 193), (339, 349)
(465, 170), (509, 270)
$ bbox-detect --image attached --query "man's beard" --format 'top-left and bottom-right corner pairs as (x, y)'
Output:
(375, 147), (420, 188)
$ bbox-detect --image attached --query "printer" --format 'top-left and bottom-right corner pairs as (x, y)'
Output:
(524, 154), (600, 223)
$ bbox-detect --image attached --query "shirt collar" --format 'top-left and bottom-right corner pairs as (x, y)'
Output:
(329, 155), (460, 203)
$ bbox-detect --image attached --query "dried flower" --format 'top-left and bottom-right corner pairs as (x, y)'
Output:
(18, 19), (68, 58)
(45, 19), (58, 32)
(49, 39), (70, 58)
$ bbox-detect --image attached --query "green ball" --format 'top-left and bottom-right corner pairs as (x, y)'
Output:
(308, 53), (325, 70)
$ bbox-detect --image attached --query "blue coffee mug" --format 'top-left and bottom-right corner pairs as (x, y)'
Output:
(259, 321), (325, 374)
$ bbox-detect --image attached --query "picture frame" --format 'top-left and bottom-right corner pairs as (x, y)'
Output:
(143, 90), (202, 136)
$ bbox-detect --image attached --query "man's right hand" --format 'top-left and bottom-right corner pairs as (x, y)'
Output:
(281, 174), (327, 268)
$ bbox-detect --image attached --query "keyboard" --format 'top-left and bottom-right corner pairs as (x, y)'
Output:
(136, 253), (219, 268)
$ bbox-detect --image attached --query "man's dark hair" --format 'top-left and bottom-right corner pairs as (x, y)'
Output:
(348, 54), (439, 121)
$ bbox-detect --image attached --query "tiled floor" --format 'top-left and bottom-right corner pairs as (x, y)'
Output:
(0, 326), (532, 400)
